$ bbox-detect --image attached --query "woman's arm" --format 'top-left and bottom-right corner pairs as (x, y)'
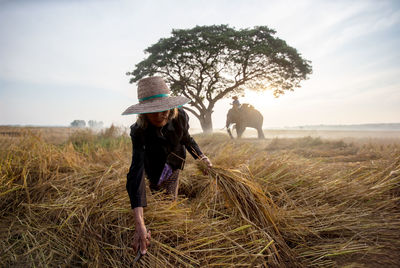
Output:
(132, 207), (151, 254)
(178, 109), (212, 167)
(126, 125), (147, 208)
(127, 125), (151, 253)
(178, 109), (204, 159)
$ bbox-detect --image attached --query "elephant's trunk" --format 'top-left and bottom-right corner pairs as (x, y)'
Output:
(227, 127), (234, 139)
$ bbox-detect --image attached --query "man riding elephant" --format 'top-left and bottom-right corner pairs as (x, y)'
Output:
(231, 96), (241, 110)
(226, 103), (265, 139)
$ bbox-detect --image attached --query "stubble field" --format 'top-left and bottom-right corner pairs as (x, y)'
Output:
(1, 126), (399, 267)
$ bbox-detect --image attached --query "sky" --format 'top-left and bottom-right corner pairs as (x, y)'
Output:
(0, 0), (399, 129)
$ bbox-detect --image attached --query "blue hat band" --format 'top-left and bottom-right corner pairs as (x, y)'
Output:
(139, 93), (169, 102)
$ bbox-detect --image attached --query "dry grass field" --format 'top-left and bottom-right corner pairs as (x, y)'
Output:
(1, 126), (399, 267)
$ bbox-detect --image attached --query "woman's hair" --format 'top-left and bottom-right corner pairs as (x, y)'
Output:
(136, 108), (178, 129)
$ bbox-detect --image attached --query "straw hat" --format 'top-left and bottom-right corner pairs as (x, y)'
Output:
(122, 76), (190, 115)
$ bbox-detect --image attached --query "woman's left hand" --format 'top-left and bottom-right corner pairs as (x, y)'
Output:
(200, 154), (212, 168)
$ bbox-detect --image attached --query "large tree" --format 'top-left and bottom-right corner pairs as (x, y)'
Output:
(127, 25), (312, 133)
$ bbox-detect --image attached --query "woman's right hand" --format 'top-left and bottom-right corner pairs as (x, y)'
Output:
(133, 207), (151, 254)
(133, 223), (151, 254)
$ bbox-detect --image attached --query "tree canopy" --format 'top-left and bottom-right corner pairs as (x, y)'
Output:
(127, 25), (312, 132)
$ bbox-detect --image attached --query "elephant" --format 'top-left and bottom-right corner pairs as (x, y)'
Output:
(226, 104), (265, 139)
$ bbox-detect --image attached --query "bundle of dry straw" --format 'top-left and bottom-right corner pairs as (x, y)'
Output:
(196, 163), (302, 267)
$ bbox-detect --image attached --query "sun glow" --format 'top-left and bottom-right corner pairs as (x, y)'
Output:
(240, 89), (277, 111)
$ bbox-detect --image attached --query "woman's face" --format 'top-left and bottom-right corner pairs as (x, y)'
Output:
(146, 110), (170, 127)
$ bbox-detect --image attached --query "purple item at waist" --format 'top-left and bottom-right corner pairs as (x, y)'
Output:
(158, 163), (173, 186)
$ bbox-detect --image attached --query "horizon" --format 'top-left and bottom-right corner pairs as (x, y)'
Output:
(2, 121), (400, 129)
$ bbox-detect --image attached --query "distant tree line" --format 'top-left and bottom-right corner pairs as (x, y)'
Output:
(70, 120), (103, 128)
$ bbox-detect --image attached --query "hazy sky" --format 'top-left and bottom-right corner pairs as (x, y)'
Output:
(1, 0), (399, 129)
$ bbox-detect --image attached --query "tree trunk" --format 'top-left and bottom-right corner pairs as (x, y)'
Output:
(199, 111), (213, 133)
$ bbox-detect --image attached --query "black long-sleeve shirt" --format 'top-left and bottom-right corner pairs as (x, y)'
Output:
(126, 108), (203, 209)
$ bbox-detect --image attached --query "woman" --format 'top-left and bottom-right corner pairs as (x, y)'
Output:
(122, 76), (212, 256)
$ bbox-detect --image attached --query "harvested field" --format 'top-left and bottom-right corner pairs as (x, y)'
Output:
(1, 127), (399, 267)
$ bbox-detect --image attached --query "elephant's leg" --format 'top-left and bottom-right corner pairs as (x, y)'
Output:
(257, 127), (265, 139)
(236, 126), (245, 138)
